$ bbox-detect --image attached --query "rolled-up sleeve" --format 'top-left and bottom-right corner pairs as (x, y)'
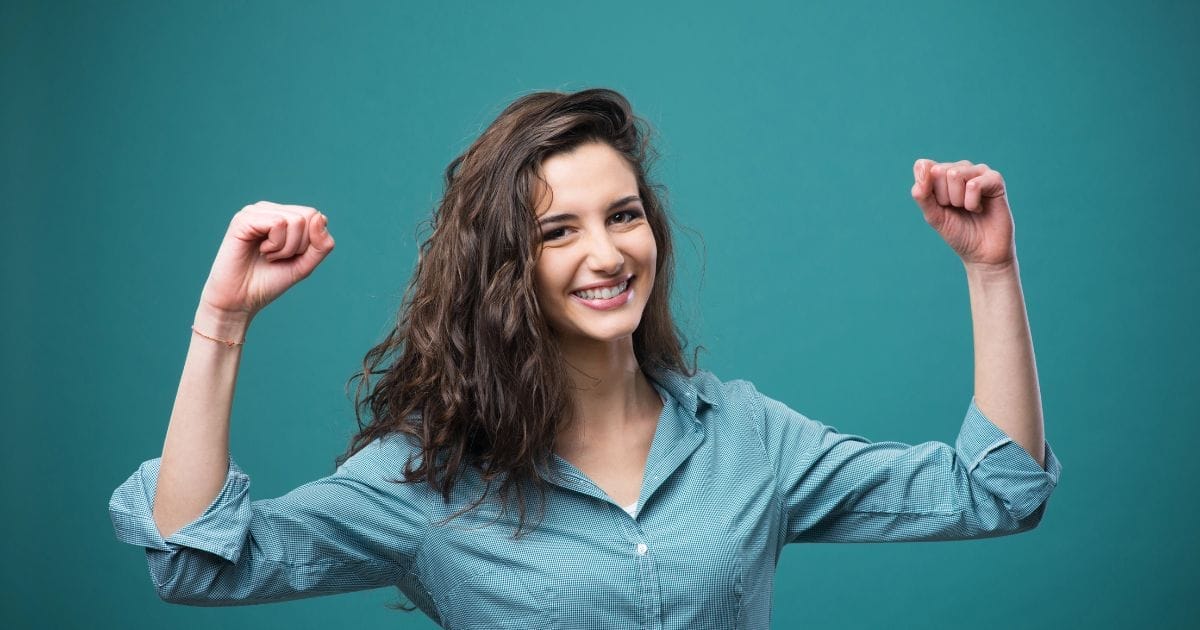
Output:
(748, 384), (1061, 545)
(108, 434), (430, 605)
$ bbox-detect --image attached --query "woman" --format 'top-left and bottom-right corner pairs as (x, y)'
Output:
(109, 88), (1060, 628)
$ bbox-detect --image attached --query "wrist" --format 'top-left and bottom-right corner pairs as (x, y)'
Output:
(963, 257), (1020, 280)
(193, 303), (252, 342)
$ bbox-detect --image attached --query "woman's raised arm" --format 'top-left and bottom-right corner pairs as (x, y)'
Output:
(106, 203), (433, 608)
(152, 202), (334, 538)
(151, 302), (250, 539)
(750, 160), (1061, 548)
(910, 159), (1047, 467)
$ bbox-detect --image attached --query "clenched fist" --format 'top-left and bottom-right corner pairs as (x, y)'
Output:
(199, 201), (336, 320)
(911, 159), (1016, 268)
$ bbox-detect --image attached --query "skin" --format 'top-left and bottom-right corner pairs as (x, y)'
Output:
(153, 203), (334, 537)
(534, 149), (1048, 502)
(151, 149), (1047, 539)
(911, 159), (1046, 467)
(532, 141), (664, 503)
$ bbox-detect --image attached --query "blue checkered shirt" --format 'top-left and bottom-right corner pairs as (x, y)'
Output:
(110, 368), (1061, 628)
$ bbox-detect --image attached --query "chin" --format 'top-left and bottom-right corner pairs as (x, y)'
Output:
(573, 324), (639, 342)
(555, 315), (643, 345)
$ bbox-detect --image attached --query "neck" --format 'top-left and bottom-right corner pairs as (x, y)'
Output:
(557, 334), (659, 437)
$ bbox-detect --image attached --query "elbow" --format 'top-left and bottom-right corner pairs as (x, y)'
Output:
(965, 455), (1059, 537)
(978, 495), (1050, 538)
(961, 482), (1055, 539)
(154, 577), (222, 607)
(147, 550), (216, 606)
(154, 577), (191, 605)
(156, 585), (185, 605)
(1010, 499), (1050, 534)
(151, 565), (195, 605)
(1001, 477), (1057, 534)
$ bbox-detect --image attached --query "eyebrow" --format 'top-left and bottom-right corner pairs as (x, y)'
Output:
(537, 195), (643, 226)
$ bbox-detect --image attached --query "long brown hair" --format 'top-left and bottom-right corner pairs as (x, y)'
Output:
(338, 87), (701, 542)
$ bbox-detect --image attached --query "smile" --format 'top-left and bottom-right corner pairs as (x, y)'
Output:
(570, 276), (634, 310)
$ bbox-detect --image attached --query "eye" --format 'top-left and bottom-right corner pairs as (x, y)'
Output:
(611, 208), (645, 224)
(542, 227), (567, 241)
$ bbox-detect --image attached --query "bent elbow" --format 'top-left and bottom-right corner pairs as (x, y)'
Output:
(1010, 499), (1050, 534)
(147, 549), (221, 606)
(154, 576), (191, 605)
(977, 495), (1051, 539)
(152, 565), (199, 606)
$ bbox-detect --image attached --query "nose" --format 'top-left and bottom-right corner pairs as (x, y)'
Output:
(584, 230), (624, 274)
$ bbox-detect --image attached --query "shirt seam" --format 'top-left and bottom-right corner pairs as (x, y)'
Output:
(400, 482), (435, 587)
(841, 508), (963, 516)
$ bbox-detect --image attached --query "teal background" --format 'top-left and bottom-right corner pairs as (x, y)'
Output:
(3, 0), (1196, 627)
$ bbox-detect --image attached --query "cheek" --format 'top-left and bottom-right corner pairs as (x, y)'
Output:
(532, 258), (563, 302)
(531, 272), (551, 304)
(643, 233), (658, 273)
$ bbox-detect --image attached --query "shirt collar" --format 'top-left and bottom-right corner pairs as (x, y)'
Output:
(647, 367), (719, 422)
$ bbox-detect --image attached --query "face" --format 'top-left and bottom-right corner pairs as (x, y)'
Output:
(532, 141), (657, 348)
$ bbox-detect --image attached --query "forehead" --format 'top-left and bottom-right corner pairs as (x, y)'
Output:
(534, 142), (639, 214)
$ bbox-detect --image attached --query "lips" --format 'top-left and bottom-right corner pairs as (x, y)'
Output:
(571, 277), (630, 300)
(569, 276), (635, 310)
(571, 274), (635, 294)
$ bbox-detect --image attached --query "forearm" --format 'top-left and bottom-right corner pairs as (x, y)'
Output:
(152, 304), (251, 538)
(964, 258), (1047, 468)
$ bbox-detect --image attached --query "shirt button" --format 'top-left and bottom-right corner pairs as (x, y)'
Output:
(636, 543), (648, 556)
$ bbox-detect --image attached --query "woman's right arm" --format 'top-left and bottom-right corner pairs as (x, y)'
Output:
(109, 203), (430, 605)
(154, 201), (332, 538)
(152, 303), (249, 539)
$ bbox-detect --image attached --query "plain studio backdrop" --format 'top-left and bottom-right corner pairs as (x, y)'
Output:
(2, 0), (1196, 628)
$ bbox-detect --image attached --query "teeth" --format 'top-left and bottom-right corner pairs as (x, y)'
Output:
(573, 280), (628, 300)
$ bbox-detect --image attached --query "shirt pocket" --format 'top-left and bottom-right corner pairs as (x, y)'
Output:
(435, 566), (557, 630)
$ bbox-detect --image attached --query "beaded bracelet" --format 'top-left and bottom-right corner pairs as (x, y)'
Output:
(191, 325), (245, 348)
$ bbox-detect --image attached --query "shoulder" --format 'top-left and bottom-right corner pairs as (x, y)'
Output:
(337, 431), (426, 480)
(673, 367), (765, 409)
(652, 367), (768, 428)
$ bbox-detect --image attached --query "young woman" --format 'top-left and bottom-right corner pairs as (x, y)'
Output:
(110, 88), (1060, 628)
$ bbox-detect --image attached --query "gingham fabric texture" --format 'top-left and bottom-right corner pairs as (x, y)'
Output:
(110, 368), (1061, 628)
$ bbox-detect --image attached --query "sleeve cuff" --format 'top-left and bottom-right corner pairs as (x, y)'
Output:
(108, 455), (253, 563)
(955, 397), (1062, 521)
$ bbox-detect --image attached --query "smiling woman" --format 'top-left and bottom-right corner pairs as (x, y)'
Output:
(110, 87), (1061, 629)
(333, 89), (697, 537)
(532, 142), (658, 370)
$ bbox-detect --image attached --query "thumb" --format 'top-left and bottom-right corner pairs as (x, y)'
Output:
(295, 212), (335, 270)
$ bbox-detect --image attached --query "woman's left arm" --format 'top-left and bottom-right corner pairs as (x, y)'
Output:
(911, 159), (1046, 469)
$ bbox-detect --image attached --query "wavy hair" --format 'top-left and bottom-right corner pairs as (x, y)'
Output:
(337, 88), (701, 550)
